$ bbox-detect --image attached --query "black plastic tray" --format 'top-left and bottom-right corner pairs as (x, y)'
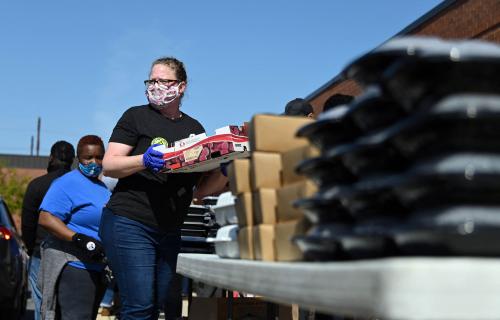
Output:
(293, 224), (351, 261)
(338, 234), (395, 260)
(325, 138), (408, 178)
(343, 36), (500, 87)
(353, 153), (500, 210)
(323, 94), (500, 176)
(295, 155), (356, 188)
(382, 57), (500, 111)
(344, 86), (407, 133)
(300, 153), (500, 220)
(392, 205), (500, 256)
(294, 187), (353, 224)
(296, 105), (361, 150)
(312, 183), (407, 221)
(181, 228), (209, 238)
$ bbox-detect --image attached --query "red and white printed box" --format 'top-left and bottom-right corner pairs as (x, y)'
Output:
(153, 125), (250, 173)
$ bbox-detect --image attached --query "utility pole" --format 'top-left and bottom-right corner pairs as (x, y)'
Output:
(30, 135), (34, 156)
(36, 117), (41, 156)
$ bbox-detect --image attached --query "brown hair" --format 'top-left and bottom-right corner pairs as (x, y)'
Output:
(77, 135), (104, 157)
(151, 57), (187, 83)
(151, 57), (188, 101)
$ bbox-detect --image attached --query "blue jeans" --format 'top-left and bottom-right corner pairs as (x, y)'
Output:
(100, 283), (115, 308)
(28, 256), (42, 320)
(100, 208), (181, 320)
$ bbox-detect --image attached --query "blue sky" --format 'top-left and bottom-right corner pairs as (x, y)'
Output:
(0, 0), (442, 155)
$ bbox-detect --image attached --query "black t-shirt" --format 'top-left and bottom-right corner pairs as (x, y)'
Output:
(21, 167), (70, 257)
(106, 105), (205, 230)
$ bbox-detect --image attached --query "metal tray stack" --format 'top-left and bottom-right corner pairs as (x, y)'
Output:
(292, 36), (500, 261)
(180, 203), (219, 254)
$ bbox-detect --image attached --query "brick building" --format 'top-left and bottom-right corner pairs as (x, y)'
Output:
(306, 0), (500, 114)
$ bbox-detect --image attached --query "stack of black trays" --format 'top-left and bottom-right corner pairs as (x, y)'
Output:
(181, 203), (219, 254)
(293, 36), (500, 261)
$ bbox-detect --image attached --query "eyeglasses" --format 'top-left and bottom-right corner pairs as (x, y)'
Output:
(144, 79), (179, 86)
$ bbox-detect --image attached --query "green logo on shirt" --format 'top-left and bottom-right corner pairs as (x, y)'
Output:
(151, 137), (168, 146)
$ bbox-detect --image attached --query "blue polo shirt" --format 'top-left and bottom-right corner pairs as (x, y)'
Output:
(40, 169), (111, 271)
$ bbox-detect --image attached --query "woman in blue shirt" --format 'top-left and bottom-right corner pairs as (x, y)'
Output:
(38, 135), (111, 320)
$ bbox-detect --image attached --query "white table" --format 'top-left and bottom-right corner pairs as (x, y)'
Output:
(177, 253), (500, 319)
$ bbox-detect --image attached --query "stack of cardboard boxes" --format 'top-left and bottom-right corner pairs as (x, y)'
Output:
(229, 114), (319, 261)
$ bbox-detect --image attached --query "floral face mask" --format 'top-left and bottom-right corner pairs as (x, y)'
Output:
(146, 82), (180, 109)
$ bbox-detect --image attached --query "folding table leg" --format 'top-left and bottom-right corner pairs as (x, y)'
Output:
(227, 290), (234, 320)
(188, 278), (193, 311)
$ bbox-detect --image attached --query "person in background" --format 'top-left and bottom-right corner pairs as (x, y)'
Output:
(38, 135), (111, 320)
(21, 140), (75, 320)
(101, 56), (226, 319)
(322, 93), (354, 112)
(283, 98), (315, 118)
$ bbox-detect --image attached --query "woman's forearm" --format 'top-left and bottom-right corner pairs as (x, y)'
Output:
(193, 169), (228, 201)
(102, 154), (145, 178)
(102, 142), (147, 179)
(39, 211), (76, 242)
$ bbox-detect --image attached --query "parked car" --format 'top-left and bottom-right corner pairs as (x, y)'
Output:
(0, 196), (28, 319)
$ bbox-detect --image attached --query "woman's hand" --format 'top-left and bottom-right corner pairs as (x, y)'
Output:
(142, 144), (166, 172)
(72, 233), (106, 261)
(193, 169), (228, 200)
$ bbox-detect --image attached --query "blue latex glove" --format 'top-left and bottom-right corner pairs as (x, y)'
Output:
(220, 162), (229, 177)
(143, 144), (165, 172)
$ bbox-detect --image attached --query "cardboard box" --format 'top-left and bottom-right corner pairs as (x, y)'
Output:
(253, 220), (308, 262)
(227, 159), (251, 194)
(253, 182), (316, 225)
(281, 145), (320, 185)
(188, 297), (293, 320)
(276, 181), (317, 222)
(253, 189), (277, 225)
(156, 125), (250, 173)
(235, 193), (253, 226)
(249, 114), (313, 153)
(275, 219), (309, 261)
(250, 152), (282, 191)
(238, 226), (254, 260)
(253, 225), (275, 261)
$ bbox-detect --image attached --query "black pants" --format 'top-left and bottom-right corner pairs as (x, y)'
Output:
(57, 264), (106, 320)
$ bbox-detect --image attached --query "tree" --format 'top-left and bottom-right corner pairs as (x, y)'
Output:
(0, 165), (30, 216)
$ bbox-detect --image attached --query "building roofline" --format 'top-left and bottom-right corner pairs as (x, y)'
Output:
(305, 0), (458, 102)
(0, 153), (48, 158)
(392, 0), (458, 37)
(305, 75), (344, 102)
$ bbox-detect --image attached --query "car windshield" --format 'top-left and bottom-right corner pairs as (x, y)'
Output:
(0, 201), (14, 228)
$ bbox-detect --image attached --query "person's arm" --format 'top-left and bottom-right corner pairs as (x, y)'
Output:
(21, 182), (39, 255)
(193, 169), (228, 202)
(39, 211), (106, 260)
(38, 211), (75, 241)
(102, 142), (145, 179)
